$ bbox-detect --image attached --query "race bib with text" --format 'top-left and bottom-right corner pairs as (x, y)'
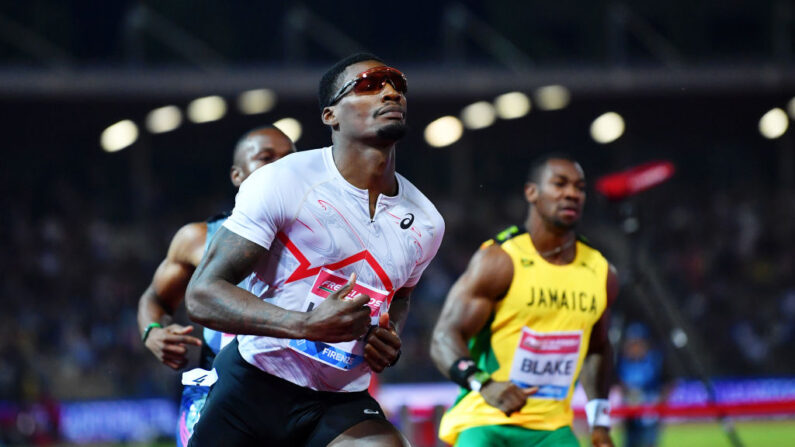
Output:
(288, 269), (389, 370)
(509, 327), (582, 400)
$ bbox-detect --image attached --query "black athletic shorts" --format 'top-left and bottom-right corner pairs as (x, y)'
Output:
(188, 339), (387, 447)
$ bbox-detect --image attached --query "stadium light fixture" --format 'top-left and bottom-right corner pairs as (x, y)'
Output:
(145, 105), (182, 134)
(671, 327), (688, 348)
(759, 107), (788, 139)
(534, 85), (571, 111)
(187, 96), (227, 123)
(273, 117), (302, 143)
(460, 101), (497, 130)
(590, 112), (625, 144)
(494, 92), (531, 119)
(100, 120), (139, 152)
(424, 116), (464, 148)
(238, 89), (277, 115)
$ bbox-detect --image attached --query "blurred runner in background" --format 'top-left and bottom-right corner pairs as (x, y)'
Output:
(136, 126), (296, 447)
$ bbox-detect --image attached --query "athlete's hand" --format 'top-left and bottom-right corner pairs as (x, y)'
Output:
(480, 380), (538, 416)
(591, 427), (613, 447)
(364, 313), (401, 373)
(304, 273), (372, 343)
(144, 324), (202, 370)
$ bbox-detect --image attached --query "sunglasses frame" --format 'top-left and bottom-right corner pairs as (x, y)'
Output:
(327, 66), (407, 107)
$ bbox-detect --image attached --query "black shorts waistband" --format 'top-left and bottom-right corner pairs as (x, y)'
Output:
(219, 338), (370, 400)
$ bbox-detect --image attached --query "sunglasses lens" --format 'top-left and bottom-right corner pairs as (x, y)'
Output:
(388, 73), (407, 93)
(352, 69), (407, 95)
(354, 76), (383, 94)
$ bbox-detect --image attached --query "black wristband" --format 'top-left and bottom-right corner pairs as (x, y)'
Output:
(387, 349), (402, 367)
(448, 357), (481, 390)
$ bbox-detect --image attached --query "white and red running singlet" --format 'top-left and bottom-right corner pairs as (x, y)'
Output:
(223, 147), (445, 392)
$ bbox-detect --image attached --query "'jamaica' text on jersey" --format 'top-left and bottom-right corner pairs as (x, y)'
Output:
(526, 287), (598, 314)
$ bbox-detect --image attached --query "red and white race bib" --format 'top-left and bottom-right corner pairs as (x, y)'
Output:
(288, 268), (389, 370)
(509, 327), (582, 400)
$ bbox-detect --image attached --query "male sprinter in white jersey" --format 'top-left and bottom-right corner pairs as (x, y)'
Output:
(186, 53), (445, 446)
(136, 126), (296, 447)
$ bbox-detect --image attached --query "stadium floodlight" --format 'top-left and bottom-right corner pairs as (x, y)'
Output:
(424, 116), (464, 148)
(494, 92), (531, 119)
(590, 112), (625, 144)
(273, 117), (302, 143)
(534, 85), (571, 111)
(145, 105), (182, 134)
(100, 120), (139, 152)
(187, 96), (227, 123)
(238, 89), (277, 115)
(671, 328), (688, 348)
(460, 101), (497, 130)
(759, 107), (788, 139)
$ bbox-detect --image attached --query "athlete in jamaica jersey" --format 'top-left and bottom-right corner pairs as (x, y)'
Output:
(136, 126), (295, 447)
(431, 155), (619, 447)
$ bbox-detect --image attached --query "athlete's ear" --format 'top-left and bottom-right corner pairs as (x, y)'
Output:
(322, 106), (339, 128)
(230, 166), (243, 188)
(524, 182), (538, 204)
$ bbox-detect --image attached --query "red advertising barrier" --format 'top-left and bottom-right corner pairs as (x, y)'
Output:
(575, 399), (795, 419)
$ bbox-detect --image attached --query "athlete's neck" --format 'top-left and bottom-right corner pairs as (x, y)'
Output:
(525, 212), (576, 264)
(332, 142), (398, 217)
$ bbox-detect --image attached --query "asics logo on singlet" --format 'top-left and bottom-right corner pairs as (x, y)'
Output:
(400, 213), (414, 229)
(363, 409), (380, 415)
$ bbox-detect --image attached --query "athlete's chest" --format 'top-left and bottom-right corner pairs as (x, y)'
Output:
(499, 249), (606, 329)
(275, 185), (431, 291)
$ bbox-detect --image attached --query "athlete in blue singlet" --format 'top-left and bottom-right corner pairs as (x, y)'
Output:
(136, 126), (295, 447)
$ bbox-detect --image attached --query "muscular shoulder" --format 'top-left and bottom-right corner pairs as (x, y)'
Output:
(472, 243), (513, 274)
(272, 147), (328, 178)
(465, 243), (514, 300)
(223, 148), (331, 249)
(243, 147), (329, 188)
(167, 222), (207, 267)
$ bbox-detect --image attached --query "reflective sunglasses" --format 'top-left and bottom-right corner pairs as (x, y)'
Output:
(327, 66), (408, 106)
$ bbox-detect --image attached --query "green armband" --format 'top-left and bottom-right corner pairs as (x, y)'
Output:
(141, 322), (162, 343)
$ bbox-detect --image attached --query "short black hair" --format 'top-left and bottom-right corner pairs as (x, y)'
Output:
(318, 52), (385, 110)
(232, 125), (279, 166)
(526, 152), (579, 184)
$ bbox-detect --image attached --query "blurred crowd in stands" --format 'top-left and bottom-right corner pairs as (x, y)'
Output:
(645, 186), (795, 375)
